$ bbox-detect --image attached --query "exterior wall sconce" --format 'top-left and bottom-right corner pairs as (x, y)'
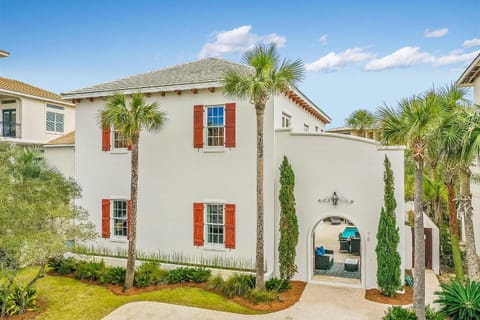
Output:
(319, 192), (354, 206)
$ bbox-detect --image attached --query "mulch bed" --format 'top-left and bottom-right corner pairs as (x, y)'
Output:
(7, 299), (46, 320)
(365, 286), (413, 305)
(47, 270), (306, 312)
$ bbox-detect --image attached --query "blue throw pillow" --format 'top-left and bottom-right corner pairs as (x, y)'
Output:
(316, 246), (326, 255)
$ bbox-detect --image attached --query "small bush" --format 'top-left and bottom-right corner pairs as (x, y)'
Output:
(0, 284), (37, 317)
(135, 262), (167, 287)
(221, 274), (256, 298)
(265, 277), (291, 292)
(383, 306), (416, 320)
(244, 289), (276, 304)
(48, 256), (77, 275)
(166, 267), (211, 284)
(435, 279), (480, 320)
(425, 305), (445, 320)
(207, 274), (225, 290)
(98, 267), (126, 285)
(74, 260), (106, 281)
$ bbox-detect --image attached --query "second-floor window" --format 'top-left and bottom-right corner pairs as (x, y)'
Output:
(46, 105), (64, 133)
(112, 127), (128, 150)
(282, 113), (291, 128)
(206, 105), (225, 147)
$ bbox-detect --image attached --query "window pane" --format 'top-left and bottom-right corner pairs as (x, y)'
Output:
(112, 200), (127, 237)
(55, 113), (64, 132)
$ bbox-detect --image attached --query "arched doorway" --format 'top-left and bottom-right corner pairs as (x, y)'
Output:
(311, 216), (362, 286)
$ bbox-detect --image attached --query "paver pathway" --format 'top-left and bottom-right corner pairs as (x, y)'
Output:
(103, 270), (441, 320)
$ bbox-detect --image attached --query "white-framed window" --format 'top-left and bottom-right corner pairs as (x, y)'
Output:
(206, 105), (225, 147)
(112, 126), (128, 150)
(46, 104), (64, 133)
(112, 200), (128, 238)
(205, 203), (225, 246)
(281, 112), (291, 128)
(304, 123), (310, 132)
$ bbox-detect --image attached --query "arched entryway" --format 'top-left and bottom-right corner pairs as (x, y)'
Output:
(310, 215), (363, 286)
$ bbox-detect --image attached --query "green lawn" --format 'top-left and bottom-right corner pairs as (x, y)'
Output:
(16, 268), (259, 320)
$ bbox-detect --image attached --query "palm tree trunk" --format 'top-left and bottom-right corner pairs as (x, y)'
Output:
(124, 132), (139, 289)
(413, 158), (425, 320)
(445, 173), (464, 281)
(255, 105), (265, 291)
(460, 167), (480, 281)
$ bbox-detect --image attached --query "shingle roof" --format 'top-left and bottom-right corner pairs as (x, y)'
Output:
(0, 77), (70, 105)
(64, 57), (252, 96)
(45, 131), (75, 145)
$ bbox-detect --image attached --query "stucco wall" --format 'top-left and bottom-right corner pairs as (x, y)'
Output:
(274, 131), (405, 288)
(273, 94), (326, 132)
(75, 88), (276, 274)
(44, 146), (75, 178)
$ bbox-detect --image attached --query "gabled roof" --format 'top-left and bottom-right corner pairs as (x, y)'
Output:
(0, 77), (72, 106)
(457, 52), (480, 87)
(45, 131), (75, 146)
(63, 57), (252, 97)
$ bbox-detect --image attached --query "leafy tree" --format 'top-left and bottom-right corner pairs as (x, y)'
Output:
(345, 109), (376, 137)
(379, 92), (443, 320)
(376, 155), (401, 296)
(278, 156), (299, 279)
(223, 44), (304, 290)
(101, 93), (167, 289)
(0, 146), (95, 317)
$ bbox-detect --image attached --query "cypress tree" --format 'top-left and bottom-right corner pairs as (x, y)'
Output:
(278, 156), (299, 279)
(376, 155), (401, 296)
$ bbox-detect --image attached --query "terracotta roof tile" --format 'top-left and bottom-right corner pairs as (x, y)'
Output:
(45, 131), (75, 145)
(0, 77), (68, 105)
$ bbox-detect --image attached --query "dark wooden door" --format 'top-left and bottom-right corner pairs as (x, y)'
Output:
(412, 227), (433, 270)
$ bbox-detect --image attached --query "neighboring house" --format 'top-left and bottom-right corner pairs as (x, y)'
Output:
(0, 77), (75, 145)
(327, 125), (381, 141)
(44, 131), (75, 178)
(63, 57), (406, 289)
(457, 52), (480, 255)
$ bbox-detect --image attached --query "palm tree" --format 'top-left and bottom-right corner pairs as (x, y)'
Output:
(345, 109), (376, 138)
(223, 44), (304, 290)
(379, 92), (443, 320)
(101, 93), (166, 289)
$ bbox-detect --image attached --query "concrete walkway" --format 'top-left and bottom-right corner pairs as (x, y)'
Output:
(103, 270), (441, 320)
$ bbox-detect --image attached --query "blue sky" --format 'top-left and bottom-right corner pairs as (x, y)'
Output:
(1, 0), (479, 127)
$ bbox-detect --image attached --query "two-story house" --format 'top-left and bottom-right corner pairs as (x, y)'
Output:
(0, 77), (75, 145)
(63, 57), (406, 289)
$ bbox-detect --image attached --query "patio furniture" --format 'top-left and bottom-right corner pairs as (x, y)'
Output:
(315, 254), (334, 270)
(344, 258), (359, 272)
(350, 237), (361, 255)
(339, 239), (350, 252)
(330, 216), (342, 225)
(342, 226), (359, 239)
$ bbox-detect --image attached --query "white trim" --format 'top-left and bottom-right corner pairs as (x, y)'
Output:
(110, 199), (128, 240)
(203, 203), (226, 249)
(204, 104), (226, 149)
(45, 104), (65, 134)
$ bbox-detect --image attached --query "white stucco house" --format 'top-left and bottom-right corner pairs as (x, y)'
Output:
(0, 77), (75, 145)
(62, 57), (406, 289)
(457, 52), (480, 255)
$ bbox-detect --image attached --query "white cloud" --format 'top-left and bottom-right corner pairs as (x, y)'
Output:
(464, 38), (480, 48)
(365, 46), (435, 71)
(305, 48), (374, 72)
(434, 50), (480, 66)
(318, 34), (328, 45)
(424, 28), (449, 38)
(198, 25), (286, 58)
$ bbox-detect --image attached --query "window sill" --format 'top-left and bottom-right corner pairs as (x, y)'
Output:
(110, 149), (129, 154)
(109, 238), (128, 243)
(45, 131), (65, 135)
(203, 148), (225, 153)
(202, 245), (226, 252)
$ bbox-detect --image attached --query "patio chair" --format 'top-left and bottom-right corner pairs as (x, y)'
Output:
(315, 254), (334, 270)
(339, 239), (350, 252)
(350, 237), (361, 255)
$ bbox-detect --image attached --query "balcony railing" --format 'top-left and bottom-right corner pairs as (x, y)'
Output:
(0, 122), (21, 138)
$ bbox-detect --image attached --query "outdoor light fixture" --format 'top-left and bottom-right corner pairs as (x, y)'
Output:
(319, 192), (354, 206)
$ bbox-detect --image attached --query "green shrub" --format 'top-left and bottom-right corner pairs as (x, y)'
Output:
(265, 277), (291, 292)
(74, 260), (106, 281)
(207, 274), (225, 290)
(0, 284), (37, 316)
(135, 262), (168, 287)
(435, 279), (480, 320)
(383, 306), (416, 320)
(221, 274), (256, 298)
(425, 305), (445, 320)
(244, 289), (276, 304)
(48, 256), (78, 275)
(98, 266), (126, 285)
(165, 267), (211, 284)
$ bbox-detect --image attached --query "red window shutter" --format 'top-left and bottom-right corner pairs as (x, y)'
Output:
(101, 199), (110, 238)
(225, 204), (236, 249)
(102, 127), (111, 151)
(127, 143), (132, 151)
(127, 200), (131, 240)
(193, 105), (204, 148)
(193, 203), (204, 246)
(225, 103), (236, 148)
